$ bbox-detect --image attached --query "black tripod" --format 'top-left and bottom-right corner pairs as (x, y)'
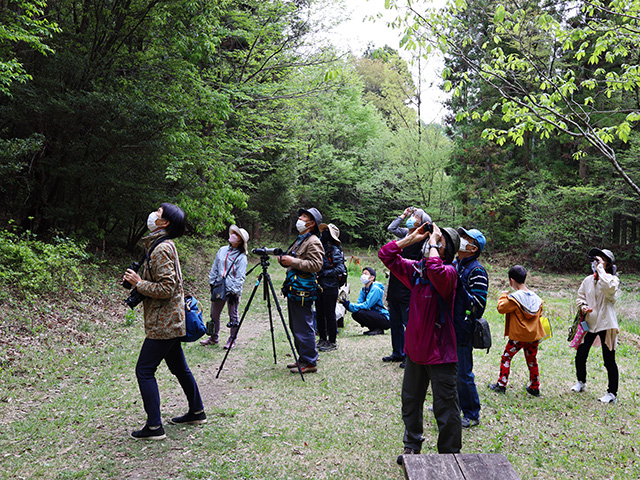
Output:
(216, 254), (305, 381)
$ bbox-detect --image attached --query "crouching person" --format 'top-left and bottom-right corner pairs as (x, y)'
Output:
(379, 223), (461, 462)
(339, 267), (390, 335)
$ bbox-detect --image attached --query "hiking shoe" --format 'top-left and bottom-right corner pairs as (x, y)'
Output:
(571, 381), (586, 392)
(318, 342), (337, 352)
(396, 447), (420, 465)
(286, 361), (299, 369)
(363, 329), (384, 336)
(200, 337), (218, 346)
(525, 386), (540, 397)
(169, 411), (207, 425)
(461, 417), (480, 428)
(223, 338), (236, 350)
(130, 425), (166, 440)
(599, 392), (617, 404)
(382, 355), (403, 362)
(316, 339), (328, 349)
(290, 362), (317, 374)
(488, 383), (506, 394)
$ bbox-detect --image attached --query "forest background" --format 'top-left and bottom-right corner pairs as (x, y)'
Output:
(2, 0), (639, 272)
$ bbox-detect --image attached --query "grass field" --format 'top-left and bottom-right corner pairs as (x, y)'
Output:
(1, 246), (640, 479)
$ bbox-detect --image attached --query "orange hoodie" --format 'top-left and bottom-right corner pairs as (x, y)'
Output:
(497, 290), (545, 342)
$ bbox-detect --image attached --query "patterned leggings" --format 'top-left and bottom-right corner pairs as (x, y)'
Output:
(497, 340), (540, 390)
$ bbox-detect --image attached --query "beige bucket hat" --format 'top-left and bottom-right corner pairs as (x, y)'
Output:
(229, 225), (250, 254)
(319, 223), (341, 244)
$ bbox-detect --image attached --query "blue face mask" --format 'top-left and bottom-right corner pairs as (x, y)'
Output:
(406, 217), (416, 229)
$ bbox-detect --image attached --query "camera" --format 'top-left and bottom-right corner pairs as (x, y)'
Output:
(122, 260), (141, 289)
(125, 288), (146, 309)
(251, 247), (284, 256)
(419, 221), (434, 234)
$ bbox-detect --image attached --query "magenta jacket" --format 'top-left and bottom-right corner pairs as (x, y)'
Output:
(379, 240), (458, 365)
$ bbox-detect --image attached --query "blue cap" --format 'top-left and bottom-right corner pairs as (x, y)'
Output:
(457, 227), (486, 252)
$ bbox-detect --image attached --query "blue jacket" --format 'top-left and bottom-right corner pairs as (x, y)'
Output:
(347, 281), (389, 319)
(208, 245), (247, 296)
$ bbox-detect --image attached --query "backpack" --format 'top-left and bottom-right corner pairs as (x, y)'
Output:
(472, 317), (492, 353)
(181, 295), (206, 342)
(282, 269), (319, 307)
(453, 258), (487, 345)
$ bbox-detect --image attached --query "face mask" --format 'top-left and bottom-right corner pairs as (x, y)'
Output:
(459, 237), (470, 252)
(406, 217), (416, 229)
(591, 260), (599, 273)
(229, 233), (239, 245)
(147, 212), (160, 232)
(360, 274), (371, 285)
(295, 219), (308, 233)
(321, 230), (330, 242)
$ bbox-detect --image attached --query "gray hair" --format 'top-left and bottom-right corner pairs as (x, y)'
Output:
(413, 209), (432, 225)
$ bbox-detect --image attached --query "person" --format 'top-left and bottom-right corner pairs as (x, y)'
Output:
(571, 248), (620, 403)
(488, 265), (544, 397)
(201, 225), (249, 350)
(316, 223), (346, 352)
(340, 267), (390, 335)
(278, 207), (324, 374)
(453, 227), (488, 428)
(123, 203), (206, 440)
(384, 207), (430, 368)
(379, 222), (462, 461)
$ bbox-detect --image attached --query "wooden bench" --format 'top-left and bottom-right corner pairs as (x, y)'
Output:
(403, 453), (521, 480)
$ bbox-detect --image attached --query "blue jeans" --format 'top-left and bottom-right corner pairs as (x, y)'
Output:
(287, 298), (318, 365)
(456, 338), (480, 421)
(388, 300), (409, 359)
(136, 338), (204, 426)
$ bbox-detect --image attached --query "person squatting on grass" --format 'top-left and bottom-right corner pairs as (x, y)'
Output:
(384, 207), (429, 368)
(316, 223), (346, 352)
(379, 222), (462, 462)
(339, 267), (390, 336)
(123, 203), (206, 440)
(571, 248), (620, 404)
(453, 227), (488, 428)
(278, 207), (324, 374)
(200, 225), (249, 350)
(489, 265), (545, 397)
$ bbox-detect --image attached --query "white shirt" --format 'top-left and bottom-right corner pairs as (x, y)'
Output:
(576, 263), (619, 349)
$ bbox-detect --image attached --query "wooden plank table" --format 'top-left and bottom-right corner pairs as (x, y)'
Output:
(403, 453), (521, 480)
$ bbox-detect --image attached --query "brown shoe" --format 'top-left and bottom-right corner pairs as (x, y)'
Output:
(286, 362), (299, 369)
(200, 337), (218, 346)
(290, 362), (317, 374)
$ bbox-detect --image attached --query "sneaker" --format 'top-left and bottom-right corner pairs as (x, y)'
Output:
(525, 386), (540, 397)
(382, 355), (403, 362)
(318, 342), (337, 352)
(130, 424), (166, 440)
(599, 392), (617, 403)
(169, 411), (207, 425)
(396, 447), (420, 465)
(488, 383), (506, 394)
(316, 339), (328, 349)
(200, 337), (218, 346)
(461, 417), (480, 428)
(571, 381), (586, 392)
(290, 362), (318, 374)
(363, 329), (384, 336)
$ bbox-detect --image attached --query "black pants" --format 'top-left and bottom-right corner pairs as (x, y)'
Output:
(401, 358), (462, 453)
(575, 330), (618, 395)
(316, 287), (338, 343)
(352, 309), (390, 331)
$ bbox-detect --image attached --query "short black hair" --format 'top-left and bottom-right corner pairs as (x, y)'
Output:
(363, 267), (376, 278)
(508, 265), (527, 284)
(160, 202), (186, 239)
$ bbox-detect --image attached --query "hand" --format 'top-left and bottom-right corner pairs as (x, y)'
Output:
(428, 223), (442, 245)
(278, 255), (293, 267)
(595, 256), (605, 266)
(581, 305), (593, 314)
(402, 207), (413, 218)
(342, 300), (350, 309)
(123, 269), (141, 287)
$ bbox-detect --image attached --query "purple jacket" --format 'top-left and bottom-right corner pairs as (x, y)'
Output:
(379, 241), (458, 365)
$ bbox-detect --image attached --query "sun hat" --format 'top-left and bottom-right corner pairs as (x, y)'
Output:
(319, 223), (341, 244)
(588, 248), (615, 265)
(229, 225), (250, 254)
(298, 207), (323, 231)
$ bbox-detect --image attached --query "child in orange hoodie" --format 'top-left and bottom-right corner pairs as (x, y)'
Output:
(489, 265), (545, 396)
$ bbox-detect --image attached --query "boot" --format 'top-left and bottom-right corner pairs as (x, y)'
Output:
(200, 336), (218, 346)
(223, 326), (238, 350)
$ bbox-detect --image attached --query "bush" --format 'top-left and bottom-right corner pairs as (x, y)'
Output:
(0, 229), (91, 296)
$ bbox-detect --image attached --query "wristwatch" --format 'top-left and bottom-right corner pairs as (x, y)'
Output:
(428, 244), (441, 250)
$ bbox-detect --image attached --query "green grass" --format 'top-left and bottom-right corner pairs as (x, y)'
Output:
(1, 251), (640, 479)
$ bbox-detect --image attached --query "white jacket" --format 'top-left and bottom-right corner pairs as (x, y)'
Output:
(576, 263), (619, 349)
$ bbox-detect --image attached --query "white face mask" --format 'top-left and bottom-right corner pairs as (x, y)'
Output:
(459, 237), (470, 252)
(296, 219), (308, 233)
(147, 212), (160, 232)
(360, 274), (371, 285)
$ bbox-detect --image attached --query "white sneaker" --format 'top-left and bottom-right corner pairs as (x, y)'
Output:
(599, 392), (617, 403)
(571, 381), (586, 392)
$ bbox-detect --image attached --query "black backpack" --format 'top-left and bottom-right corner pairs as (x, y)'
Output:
(472, 317), (492, 353)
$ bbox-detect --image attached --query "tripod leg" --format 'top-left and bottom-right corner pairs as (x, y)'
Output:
(216, 274), (262, 379)
(264, 272), (305, 381)
(264, 278), (278, 364)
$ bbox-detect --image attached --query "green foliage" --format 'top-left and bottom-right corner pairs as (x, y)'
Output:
(0, 228), (92, 296)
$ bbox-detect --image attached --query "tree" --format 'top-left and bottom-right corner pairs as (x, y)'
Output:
(386, 0), (640, 198)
